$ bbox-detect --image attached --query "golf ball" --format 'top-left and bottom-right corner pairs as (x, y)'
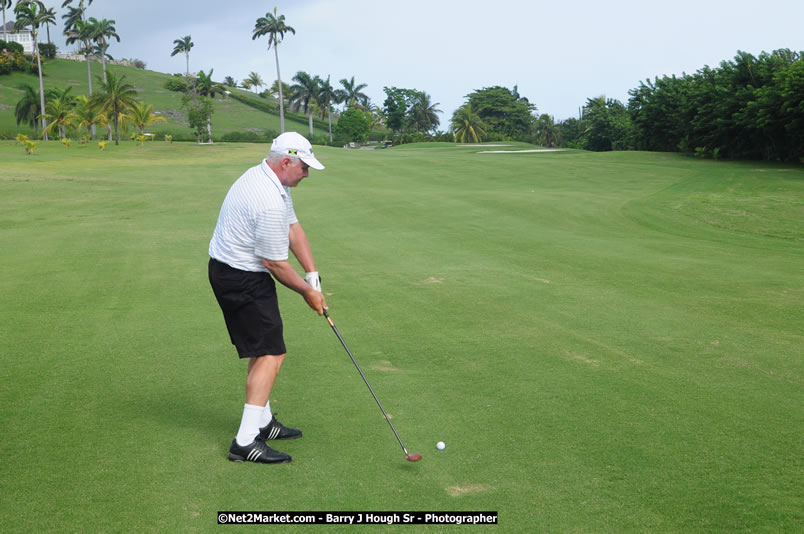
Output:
(436, 441), (446, 450)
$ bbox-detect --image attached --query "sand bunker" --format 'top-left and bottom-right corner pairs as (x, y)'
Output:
(455, 144), (512, 147)
(479, 149), (566, 153)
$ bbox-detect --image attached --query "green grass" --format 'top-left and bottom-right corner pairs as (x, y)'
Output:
(0, 59), (326, 139)
(0, 141), (802, 532)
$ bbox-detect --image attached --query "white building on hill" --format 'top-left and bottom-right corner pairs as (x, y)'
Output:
(2, 21), (34, 54)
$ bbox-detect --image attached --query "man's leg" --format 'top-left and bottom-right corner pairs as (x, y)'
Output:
(244, 354), (304, 441)
(229, 353), (292, 463)
(246, 354), (285, 406)
(234, 354), (284, 446)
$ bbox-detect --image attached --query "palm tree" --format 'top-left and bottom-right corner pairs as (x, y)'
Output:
(339, 76), (369, 109)
(61, 0), (92, 34)
(366, 104), (385, 131)
(268, 79), (289, 96)
(88, 17), (118, 84)
(14, 1), (54, 140)
(61, 6), (82, 33)
(252, 8), (294, 133)
(451, 104), (487, 143)
(289, 71), (321, 138)
(223, 76), (237, 88)
(268, 79), (290, 108)
(2, 0), (11, 42)
(245, 71), (264, 94)
(316, 75), (341, 143)
(14, 84), (42, 135)
(124, 101), (166, 134)
(43, 88), (76, 138)
(171, 35), (193, 76)
(191, 68), (225, 142)
(64, 18), (95, 96)
(408, 92), (441, 133)
(93, 70), (138, 145)
(240, 79), (252, 91)
(71, 94), (106, 139)
(89, 42), (112, 64)
(42, 6), (56, 44)
(533, 113), (560, 147)
(193, 69), (224, 99)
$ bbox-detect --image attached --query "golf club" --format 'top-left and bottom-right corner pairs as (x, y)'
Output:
(323, 309), (422, 462)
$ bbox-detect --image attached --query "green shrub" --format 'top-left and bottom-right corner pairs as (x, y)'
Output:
(39, 43), (56, 59)
(164, 77), (189, 92)
(221, 131), (262, 143)
(5, 41), (24, 54)
(311, 134), (329, 146)
(0, 50), (33, 75)
(335, 108), (369, 143)
(15, 54), (33, 73)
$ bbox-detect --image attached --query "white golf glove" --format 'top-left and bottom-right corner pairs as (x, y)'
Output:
(304, 271), (322, 292)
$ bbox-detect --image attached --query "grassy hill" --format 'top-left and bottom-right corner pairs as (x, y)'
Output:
(0, 59), (329, 141)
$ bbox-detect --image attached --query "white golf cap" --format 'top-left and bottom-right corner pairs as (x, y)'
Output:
(269, 132), (325, 170)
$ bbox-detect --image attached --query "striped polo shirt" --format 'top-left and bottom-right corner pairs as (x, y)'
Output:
(208, 160), (298, 272)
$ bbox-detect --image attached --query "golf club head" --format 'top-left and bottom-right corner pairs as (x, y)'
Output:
(406, 453), (422, 462)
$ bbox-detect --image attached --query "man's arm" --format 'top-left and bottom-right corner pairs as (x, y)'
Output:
(288, 222), (322, 291)
(262, 257), (327, 315)
(288, 222), (315, 272)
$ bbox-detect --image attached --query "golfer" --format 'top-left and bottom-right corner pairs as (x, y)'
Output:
(208, 132), (327, 464)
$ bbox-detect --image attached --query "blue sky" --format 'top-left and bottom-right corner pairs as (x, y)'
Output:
(35, 0), (804, 127)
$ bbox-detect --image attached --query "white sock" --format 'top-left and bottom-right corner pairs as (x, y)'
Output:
(235, 404), (264, 446)
(260, 400), (273, 428)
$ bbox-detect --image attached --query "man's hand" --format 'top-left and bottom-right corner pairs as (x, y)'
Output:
(303, 287), (327, 315)
(304, 271), (322, 292)
(262, 259), (326, 314)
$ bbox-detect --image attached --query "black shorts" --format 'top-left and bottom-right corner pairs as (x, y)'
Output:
(208, 258), (286, 359)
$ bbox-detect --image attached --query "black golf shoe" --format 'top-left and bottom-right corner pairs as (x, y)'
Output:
(259, 416), (303, 441)
(227, 437), (291, 464)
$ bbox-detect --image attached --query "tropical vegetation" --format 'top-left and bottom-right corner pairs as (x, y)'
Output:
(450, 104), (486, 143)
(3, 2), (802, 161)
(87, 16), (118, 83)
(170, 35), (193, 76)
(244, 71), (263, 93)
(288, 70), (321, 137)
(14, 0), (54, 139)
(93, 70), (137, 145)
(252, 8), (294, 133)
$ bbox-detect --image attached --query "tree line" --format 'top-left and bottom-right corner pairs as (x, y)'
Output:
(5, 1), (802, 160)
(449, 49), (804, 162)
(162, 6), (804, 159)
(625, 49), (803, 161)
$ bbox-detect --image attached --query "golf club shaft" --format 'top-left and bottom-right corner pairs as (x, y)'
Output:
(323, 310), (410, 456)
